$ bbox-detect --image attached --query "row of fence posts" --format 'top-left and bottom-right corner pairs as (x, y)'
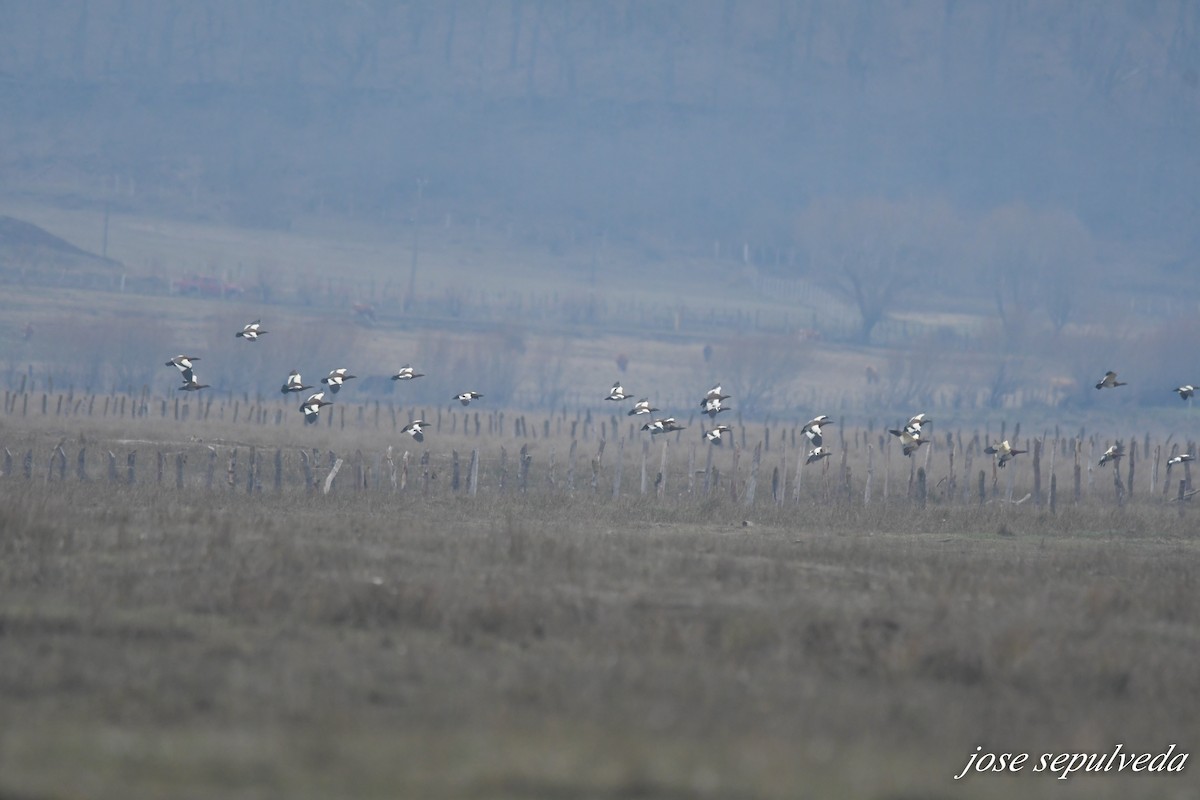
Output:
(2, 435), (1194, 515)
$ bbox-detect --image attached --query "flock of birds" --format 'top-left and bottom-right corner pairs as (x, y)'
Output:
(164, 326), (1197, 473)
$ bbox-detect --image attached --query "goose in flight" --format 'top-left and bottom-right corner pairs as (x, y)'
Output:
(890, 428), (928, 457)
(642, 417), (685, 435)
(806, 446), (832, 465)
(401, 420), (427, 442)
(454, 391), (483, 406)
(628, 398), (658, 416)
(392, 365), (425, 381)
(606, 382), (632, 401)
(165, 355), (200, 383)
(299, 391), (332, 424)
(701, 384), (731, 406)
(281, 370), (312, 394)
(704, 424), (732, 445)
(1095, 371), (1126, 390)
(701, 396), (730, 418)
(321, 368), (357, 393)
(1174, 385), (1195, 400)
(1099, 443), (1124, 466)
(984, 439), (1027, 469)
(1167, 453), (1195, 468)
(803, 416), (832, 447)
(178, 375), (210, 391)
(235, 319), (267, 341)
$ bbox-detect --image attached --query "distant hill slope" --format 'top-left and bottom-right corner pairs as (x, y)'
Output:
(0, 215), (121, 273)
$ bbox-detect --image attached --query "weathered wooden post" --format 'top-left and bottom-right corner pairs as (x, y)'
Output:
(468, 449), (479, 496)
(206, 447), (217, 490)
(1049, 473), (1057, 514)
(451, 450), (461, 492)
(227, 448), (237, 490)
(76, 447), (87, 481)
(519, 444), (532, 492)
(864, 444), (874, 506)
(744, 442), (761, 507)
(977, 470), (985, 507)
(274, 449), (283, 493)
(916, 467), (927, 509)
(1032, 439), (1042, 506)
(157, 451), (165, 484)
(566, 440), (577, 491)
(1127, 442), (1136, 500)
(126, 451), (136, 485)
(611, 439), (623, 498)
(176, 452), (186, 489)
(23, 449), (32, 479)
(247, 446), (257, 495)
(730, 446), (741, 503)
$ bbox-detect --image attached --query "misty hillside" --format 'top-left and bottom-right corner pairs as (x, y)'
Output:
(1, 1), (1197, 256)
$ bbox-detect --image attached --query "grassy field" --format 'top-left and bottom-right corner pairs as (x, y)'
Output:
(1, 200), (1197, 798)
(1, 412), (1198, 800)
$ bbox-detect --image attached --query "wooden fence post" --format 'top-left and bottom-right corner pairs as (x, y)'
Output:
(126, 451), (136, 485)
(176, 452), (186, 489)
(468, 450), (479, 496)
(77, 447), (87, 481)
(108, 451), (119, 482)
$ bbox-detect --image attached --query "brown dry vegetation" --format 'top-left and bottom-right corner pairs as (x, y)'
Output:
(1, 404), (1198, 800)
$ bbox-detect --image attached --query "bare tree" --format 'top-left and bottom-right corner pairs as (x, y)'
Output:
(796, 197), (948, 344)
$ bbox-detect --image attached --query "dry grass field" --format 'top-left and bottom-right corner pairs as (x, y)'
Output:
(1, 402), (1198, 800)
(1, 201), (1197, 798)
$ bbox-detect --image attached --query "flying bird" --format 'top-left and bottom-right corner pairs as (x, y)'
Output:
(890, 427), (928, 457)
(642, 417), (685, 435)
(803, 416), (832, 447)
(1095, 371), (1126, 390)
(235, 319), (267, 341)
(606, 382), (631, 401)
(1174, 385), (1195, 400)
(299, 391), (332, 424)
(454, 391), (484, 406)
(392, 365), (425, 381)
(1167, 453), (1195, 468)
(806, 446), (832, 465)
(704, 424), (732, 445)
(701, 396), (730, 417)
(984, 439), (1027, 468)
(1099, 443), (1124, 466)
(280, 370), (311, 394)
(165, 355), (200, 383)
(401, 420), (427, 442)
(321, 368), (357, 393)
(628, 398), (658, 416)
(178, 375), (210, 391)
(701, 384), (731, 406)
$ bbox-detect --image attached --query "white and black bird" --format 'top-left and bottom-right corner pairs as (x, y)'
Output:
(281, 370), (311, 394)
(178, 375), (210, 392)
(984, 439), (1027, 469)
(1167, 453), (1195, 468)
(299, 391), (333, 424)
(165, 355), (200, 383)
(701, 384), (731, 406)
(235, 319), (267, 341)
(401, 419), (427, 442)
(454, 391), (483, 406)
(628, 398), (659, 416)
(642, 417), (685, 435)
(704, 424), (732, 445)
(392, 365), (425, 381)
(803, 416), (832, 447)
(1095, 371), (1126, 390)
(701, 396), (730, 418)
(890, 427), (928, 457)
(1099, 443), (1124, 466)
(321, 368), (357, 393)
(606, 382), (631, 401)
(1174, 385), (1195, 400)
(806, 446), (832, 465)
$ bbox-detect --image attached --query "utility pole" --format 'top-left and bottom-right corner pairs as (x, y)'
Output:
(406, 177), (427, 312)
